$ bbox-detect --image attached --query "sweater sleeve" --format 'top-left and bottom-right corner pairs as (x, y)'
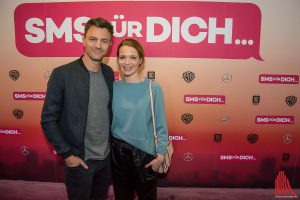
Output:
(152, 81), (169, 155)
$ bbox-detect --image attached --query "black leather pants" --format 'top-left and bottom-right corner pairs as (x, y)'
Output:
(112, 137), (157, 200)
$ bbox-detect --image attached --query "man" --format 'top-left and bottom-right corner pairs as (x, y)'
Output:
(41, 17), (114, 200)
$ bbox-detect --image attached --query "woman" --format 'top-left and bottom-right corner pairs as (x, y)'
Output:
(111, 38), (168, 200)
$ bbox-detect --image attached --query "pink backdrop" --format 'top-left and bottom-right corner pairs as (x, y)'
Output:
(0, 0), (299, 189)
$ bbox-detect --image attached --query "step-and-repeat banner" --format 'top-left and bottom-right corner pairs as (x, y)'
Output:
(1, 0), (299, 190)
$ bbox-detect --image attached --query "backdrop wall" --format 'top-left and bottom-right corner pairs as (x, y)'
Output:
(0, 0), (299, 189)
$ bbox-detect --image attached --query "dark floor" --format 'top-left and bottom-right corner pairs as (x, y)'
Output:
(0, 180), (299, 200)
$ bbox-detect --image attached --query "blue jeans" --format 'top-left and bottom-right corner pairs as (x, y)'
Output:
(64, 155), (111, 200)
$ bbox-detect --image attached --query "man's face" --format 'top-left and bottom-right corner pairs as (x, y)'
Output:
(83, 26), (112, 62)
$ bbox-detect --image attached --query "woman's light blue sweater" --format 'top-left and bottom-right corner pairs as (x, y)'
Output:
(111, 79), (168, 156)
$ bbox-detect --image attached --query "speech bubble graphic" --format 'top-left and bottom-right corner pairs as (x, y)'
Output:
(14, 1), (263, 60)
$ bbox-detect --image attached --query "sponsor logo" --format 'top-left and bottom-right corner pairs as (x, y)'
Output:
(219, 116), (230, 124)
(247, 133), (258, 144)
(44, 70), (51, 80)
(214, 133), (222, 143)
(147, 71), (155, 79)
(20, 146), (30, 156)
(274, 171), (298, 198)
(285, 96), (297, 107)
(181, 113), (193, 124)
(13, 92), (46, 100)
(252, 95), (260, 105)
(182, 71), (195, 83)
(255, 116), (294, 124)
(184, 95), (225, 104)
(259, 74), (299, 84)
(183, 152), (193, 162)
(220, 154), (256, 161)
(15, 2), (262, 60)
(282, 153), (290, 161)
(222, 73), (232, 83)
(13, 109), (24, 119)
(282, 134), (293, 144)
(0, 129), (22, 135)
(9, 70), (20, 81)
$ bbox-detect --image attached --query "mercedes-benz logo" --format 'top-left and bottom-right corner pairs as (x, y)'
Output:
(183, 152), (193, 162)
(222, 73), (232, 83)
(20, 146), (30, 156)
(283, 134), (293, 144)
(44, 70), (52, 80)
(219, 116), (230, 124)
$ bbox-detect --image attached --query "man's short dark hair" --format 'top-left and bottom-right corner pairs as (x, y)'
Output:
(84, 17), (114, 37)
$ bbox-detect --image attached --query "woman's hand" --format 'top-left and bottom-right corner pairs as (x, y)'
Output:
(144, 154), (164, 172)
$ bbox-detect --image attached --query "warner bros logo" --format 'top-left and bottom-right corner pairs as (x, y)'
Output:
(181, 113), (193, 124)
(13, 109), (24, 119)
(247, 133), (258, 144)
(9, 70), (20, 81)
(182, 71), (195, 83)
(286, 96), (297, 107)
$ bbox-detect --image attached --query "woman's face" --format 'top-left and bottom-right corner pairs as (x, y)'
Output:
(117, 45), (142, 78)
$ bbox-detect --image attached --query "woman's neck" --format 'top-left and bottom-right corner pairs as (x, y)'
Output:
(124, 73), (144, 83)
